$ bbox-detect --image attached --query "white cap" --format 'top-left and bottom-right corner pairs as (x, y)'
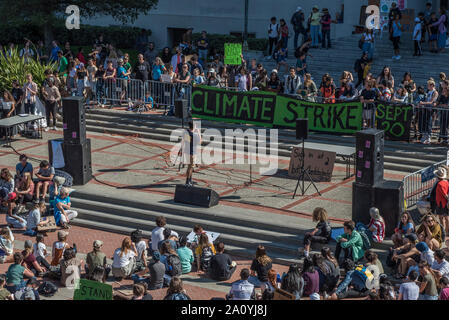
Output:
(296, 6), (302, 12)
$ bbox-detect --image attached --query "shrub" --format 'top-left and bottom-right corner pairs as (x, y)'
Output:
(0, 20), (151, 50)
(0, 49), (56, 91)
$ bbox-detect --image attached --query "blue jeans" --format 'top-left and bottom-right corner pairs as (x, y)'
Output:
(419, 294), (438, 300)
(321, 29), (331, 48)
(6, 279), (26, 294)
(362, 42), (374, 60)
(310, 25), (320, 46)
(198, 49), (208, 64)
(294, 29), (307, 49)
(248, 275), (262, 287)
(438, 33), (447, 49)
(356, 222), (374, 241)
(24, 102), (36, 115)
(281, 36), (288, 49)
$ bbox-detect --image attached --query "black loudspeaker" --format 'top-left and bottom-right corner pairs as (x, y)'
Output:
(355, 129), (384, 186)
(62, 139), (92, 185)
(175, 99), (188, 119)
(174, 185), (219, 208)
(62, 97), (86, 144)
(352, 182), (375, 226)
(374, 180), (404, 236)
(296, 118), (308, 140)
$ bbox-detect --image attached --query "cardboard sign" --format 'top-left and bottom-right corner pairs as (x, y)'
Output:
(224, 43), (242, 65)
(288, 147), (336, 182)
(73, 279), (113, 300)
(375, 103), (413, 141)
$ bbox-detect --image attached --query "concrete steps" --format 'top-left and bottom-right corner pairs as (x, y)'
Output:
(69, 190), (392, 264)
(82, 109), (446, 174)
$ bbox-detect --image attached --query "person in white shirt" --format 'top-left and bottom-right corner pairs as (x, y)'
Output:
(151, 216), (166, 252)
(131, 230), (148, 271)
(170, 47), (183, 74)
(227, 268), (255, 300)
(266, 17), (280, 59)
(284, 67), (302, 95)
(19, 41), (35, 63)
(432, 249), (449, 279)
(33, 234), (51, 270)
(112, 237), (137, 280)
(413, 17), (423, 56)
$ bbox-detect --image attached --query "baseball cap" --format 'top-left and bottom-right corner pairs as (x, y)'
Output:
(416, 241), (429, 252)
(296, 6), (302, 12)
(93, 240), (103, 248)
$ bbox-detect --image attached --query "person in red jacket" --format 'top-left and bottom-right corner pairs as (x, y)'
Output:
(434, 167), (449, 234)
(321, 8), (332, 49)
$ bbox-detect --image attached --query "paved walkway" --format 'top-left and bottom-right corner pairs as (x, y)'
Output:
(0, 128), (405, 300)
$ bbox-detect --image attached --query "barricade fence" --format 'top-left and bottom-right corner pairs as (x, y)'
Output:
(402, 160), (445, 208)
(80, 81), (449, 142)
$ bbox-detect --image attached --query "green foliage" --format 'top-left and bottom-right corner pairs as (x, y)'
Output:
(0, 49), (56, 92)
(0, 21), (151, 50)
(191, 33), (268, 54)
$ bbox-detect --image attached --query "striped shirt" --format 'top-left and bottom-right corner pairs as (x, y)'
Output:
(368, 218), (385, 243)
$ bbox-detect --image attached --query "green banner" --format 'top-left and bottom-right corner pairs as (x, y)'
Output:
(73, 279), (113, 300)
(191, 86), (363, 134)
(375, 102), (413, 141)
(274, 94), (363, 133)
(224, 43), (242, 65)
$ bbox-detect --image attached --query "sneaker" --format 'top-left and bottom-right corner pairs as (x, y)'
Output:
(423, 139), (431, 145)
(396, 55), (401, 60)
(44, 127), (49, 132)
(392, 55), (397, 59)
(52, 126), (57, 130)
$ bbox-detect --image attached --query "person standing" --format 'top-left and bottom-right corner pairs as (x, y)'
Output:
(182, 122), (201, 187)
(42, 79), (60, 131)
(391, 15), (403, 60)
(413, 17), (423, 56)
(49, 41), (60, 63)
(22, 74), (38, 115)
(309, 6), (321, 48)
(279, 19), (289, 49)
(320, 8), (332, 49)
(197, 31), (209, 65)
(266, 17), (280, 59)
(431, 7), (447, 53)
(388, 2), (402, 34)
(361, 28), (375, 61)
(419, 80), (439, 144)
(291, 7), (307, 49)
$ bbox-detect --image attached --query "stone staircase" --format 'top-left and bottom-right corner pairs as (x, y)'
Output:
(260, 32), (449, 87)
(79, 109), (447, 174)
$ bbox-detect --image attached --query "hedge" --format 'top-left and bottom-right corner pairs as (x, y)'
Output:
(0, 21), (151, 49)
(191, 33), (268, 54)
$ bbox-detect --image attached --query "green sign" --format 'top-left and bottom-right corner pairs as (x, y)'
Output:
(191, 86), (363, 134)
(224, 43), (242, 65)
(73, 279), (113, 300)
(375, 102), (413, 141)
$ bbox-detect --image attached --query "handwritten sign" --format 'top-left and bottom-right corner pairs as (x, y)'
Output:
(224, 43), (242, 65)
(73, 279), (113, 300)
(288, 147), (336, 182)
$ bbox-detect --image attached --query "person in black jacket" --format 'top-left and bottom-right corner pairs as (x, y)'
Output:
(299, 207), (332, 258)
(208, 242), (237, 281)
(388, 2), (402, 33)
(354, 52), (369, 89)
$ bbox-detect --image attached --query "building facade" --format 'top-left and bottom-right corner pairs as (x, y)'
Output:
(87, 0), (445, 49)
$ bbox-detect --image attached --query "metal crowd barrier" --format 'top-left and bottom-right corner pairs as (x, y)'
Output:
(102, 78), (144, 104)
(402, 160), (445, 208)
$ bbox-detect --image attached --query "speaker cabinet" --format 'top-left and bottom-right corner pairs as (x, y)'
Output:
(355, 129), (384, 186)
(296, 118), (308, 140)
(374, 180), (404, 236)
(352, 182), (375, 226)
(174, 185), (219, 208)
(175, 99), (188, 119)
(62, 97), (86, 144)
(62, 139), (92, 185)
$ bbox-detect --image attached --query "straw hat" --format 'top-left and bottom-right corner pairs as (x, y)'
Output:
(434, 167), (447, 179)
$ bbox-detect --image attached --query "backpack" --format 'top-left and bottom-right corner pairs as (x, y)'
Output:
(200, 246), (213, 271)
(38, 281), (58, 297)
(166, 254), (182, 277)
(354, 264), (375, 289)
(164, 292), (191, 300)
(359, 230), (371, 251)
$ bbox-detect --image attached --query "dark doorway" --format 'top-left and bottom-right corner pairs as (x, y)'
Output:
(167, 28), (189, 48)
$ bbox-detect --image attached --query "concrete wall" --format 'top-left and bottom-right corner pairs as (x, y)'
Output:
(84, 0), (442, 49)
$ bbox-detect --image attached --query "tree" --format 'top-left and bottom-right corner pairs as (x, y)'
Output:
(0, 0), (158, 46)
